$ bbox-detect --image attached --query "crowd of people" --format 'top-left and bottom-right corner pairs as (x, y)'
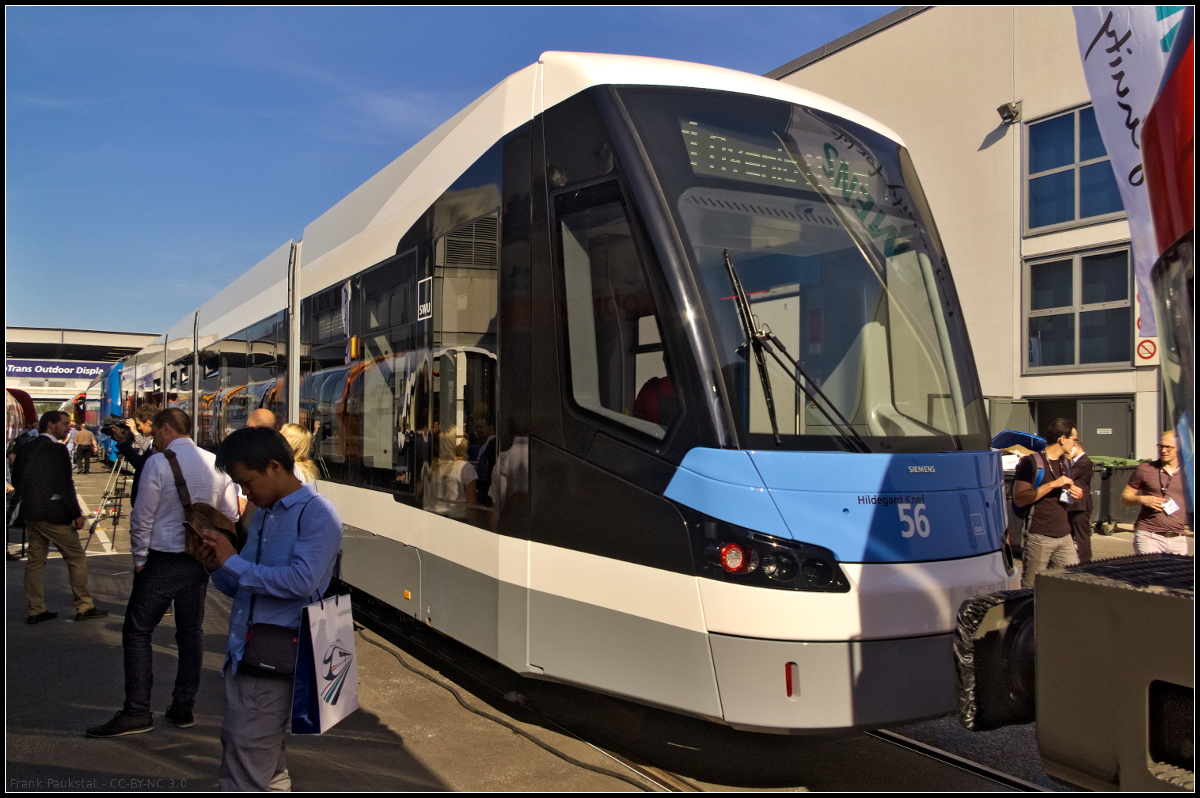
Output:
(9, 407), (341, 791)
(1013, 418), (1191, 589)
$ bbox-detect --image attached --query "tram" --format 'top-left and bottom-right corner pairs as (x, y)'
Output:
(116, 52), (1013, 732)
(5, 389), (35, 449)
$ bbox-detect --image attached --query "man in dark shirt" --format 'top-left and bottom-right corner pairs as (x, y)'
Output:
(1068, 438), (1095, 562)
(1014, 418), (1083, 588)
(1123, 430), (1190, 555)
(114, 404), (159, 506)
(13, 411), (109, 624)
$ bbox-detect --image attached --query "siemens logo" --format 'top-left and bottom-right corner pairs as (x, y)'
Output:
(908, 466), (937, 473)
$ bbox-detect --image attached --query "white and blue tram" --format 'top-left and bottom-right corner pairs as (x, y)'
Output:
(119, 52), (1014, 732)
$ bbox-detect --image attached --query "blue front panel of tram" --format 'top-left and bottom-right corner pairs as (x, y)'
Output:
(664, 448), (1006, 563)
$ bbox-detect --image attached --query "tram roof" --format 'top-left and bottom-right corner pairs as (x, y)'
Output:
(298, 51), (903, 298)
(148, 52), (905, 353)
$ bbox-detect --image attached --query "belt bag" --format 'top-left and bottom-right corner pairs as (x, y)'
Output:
(241, 623), (299, 679)
(162, 448), (238, 563)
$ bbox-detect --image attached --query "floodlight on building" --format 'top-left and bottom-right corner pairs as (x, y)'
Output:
(997, 101), (1022, 125)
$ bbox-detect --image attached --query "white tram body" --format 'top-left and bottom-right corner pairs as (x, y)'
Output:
(123, 52), (1013, 732)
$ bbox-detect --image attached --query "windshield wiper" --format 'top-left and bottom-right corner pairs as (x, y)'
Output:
(723, 249), (782, 445)
(722, 250), (871, 454)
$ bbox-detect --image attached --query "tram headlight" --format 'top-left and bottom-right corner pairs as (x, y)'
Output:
(714, 543), (759, 574)
(800, 557), (834, 588)
(695, 518), (850, 592)
(767, 550), (798, 582)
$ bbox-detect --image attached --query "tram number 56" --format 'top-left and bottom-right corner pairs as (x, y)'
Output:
(898, 503), (931, 538)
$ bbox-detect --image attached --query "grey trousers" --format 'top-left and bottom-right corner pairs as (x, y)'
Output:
(1134, 529), (1190, 555)
(220, 666), (293, 792)
(1021, 532), (1079, 588)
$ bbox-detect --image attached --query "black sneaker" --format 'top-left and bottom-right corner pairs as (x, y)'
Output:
(27, 611), (58, 625)
(75, 607), (109, 622)
(165, 705), (195, 728)
(87, 711), (153, 738)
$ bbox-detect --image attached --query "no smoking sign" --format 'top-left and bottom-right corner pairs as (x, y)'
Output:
(1136, 337), (1158, 364)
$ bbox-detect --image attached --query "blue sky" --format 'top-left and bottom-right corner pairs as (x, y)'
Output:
(6, 6), (898, 335)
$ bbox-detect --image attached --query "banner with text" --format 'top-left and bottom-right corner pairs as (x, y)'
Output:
(1072, 5), (1187, 340)
(5, 360), (112, 380)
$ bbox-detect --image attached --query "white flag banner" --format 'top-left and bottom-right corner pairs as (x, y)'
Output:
(1072, 6), (1185, 338)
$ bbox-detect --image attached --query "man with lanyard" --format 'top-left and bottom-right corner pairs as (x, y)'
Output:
(1123, 430), (1191, 555)
(201, 426), (342, 791)
(1014, 418), (1084, 588)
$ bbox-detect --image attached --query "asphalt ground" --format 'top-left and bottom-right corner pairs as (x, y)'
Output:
(5, 553), (649, 792)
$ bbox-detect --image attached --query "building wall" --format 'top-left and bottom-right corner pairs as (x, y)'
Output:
(775, 6), (1158, 458)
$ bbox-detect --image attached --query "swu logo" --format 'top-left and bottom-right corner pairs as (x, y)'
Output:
(322, 640), (354, 706)
(417, 277), (433, 321)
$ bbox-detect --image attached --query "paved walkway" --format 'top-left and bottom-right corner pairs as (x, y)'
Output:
(5, 554), (643, 791)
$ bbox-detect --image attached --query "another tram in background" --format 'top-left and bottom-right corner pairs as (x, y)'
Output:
(114, 52), (1012, 733)
(5, 389), (36, 450)
(72, 363), (125, 465)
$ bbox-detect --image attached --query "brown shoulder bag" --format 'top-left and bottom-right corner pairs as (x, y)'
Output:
(162, 448), (238, 562)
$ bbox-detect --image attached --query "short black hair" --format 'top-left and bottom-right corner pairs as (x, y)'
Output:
(216, 426), (295, 475)
(153, 408), (192, 436)
(1045, 418), (1076, 444)
(39, 410), (69, 433)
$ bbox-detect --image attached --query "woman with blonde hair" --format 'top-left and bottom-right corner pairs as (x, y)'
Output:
(430, 424), (478, 523)
(280, 423), (318, 483)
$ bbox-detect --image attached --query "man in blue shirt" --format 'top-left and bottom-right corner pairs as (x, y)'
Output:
(201, 426), (342, 792)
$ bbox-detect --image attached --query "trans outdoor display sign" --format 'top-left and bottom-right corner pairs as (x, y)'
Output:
(5, 360), (111, 380)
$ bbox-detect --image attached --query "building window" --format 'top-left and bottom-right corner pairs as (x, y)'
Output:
(1025, 247), (1132, 370)
(1026, 107), (1124, 232)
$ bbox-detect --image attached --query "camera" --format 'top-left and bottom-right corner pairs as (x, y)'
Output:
(100, 415), (132, 442)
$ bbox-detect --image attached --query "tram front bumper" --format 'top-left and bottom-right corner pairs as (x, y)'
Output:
(710, 631), (955, 733)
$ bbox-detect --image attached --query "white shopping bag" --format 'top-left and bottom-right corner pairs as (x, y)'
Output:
(292, 594), (358, 734)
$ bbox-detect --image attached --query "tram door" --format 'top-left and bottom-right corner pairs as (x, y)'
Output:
(524, 96), (720, 717)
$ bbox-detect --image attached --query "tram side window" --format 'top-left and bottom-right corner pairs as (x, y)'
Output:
(431, 212), (498, 524)
(354, 248), (419, 492)
(245, 314), (282, 423)
(555, 181), (675, 439)
(305, 284), (350, 481)
(197, 351), (220, 448)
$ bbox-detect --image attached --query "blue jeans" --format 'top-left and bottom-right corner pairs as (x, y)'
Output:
(122, 550), (210, 715)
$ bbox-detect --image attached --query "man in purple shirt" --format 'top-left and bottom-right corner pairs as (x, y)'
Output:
(202, 426), (342, 791)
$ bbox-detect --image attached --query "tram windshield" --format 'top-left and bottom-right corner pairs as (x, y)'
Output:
(619, 88), (989, 453)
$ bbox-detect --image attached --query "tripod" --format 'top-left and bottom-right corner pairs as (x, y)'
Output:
(82, 456), (131, 553)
